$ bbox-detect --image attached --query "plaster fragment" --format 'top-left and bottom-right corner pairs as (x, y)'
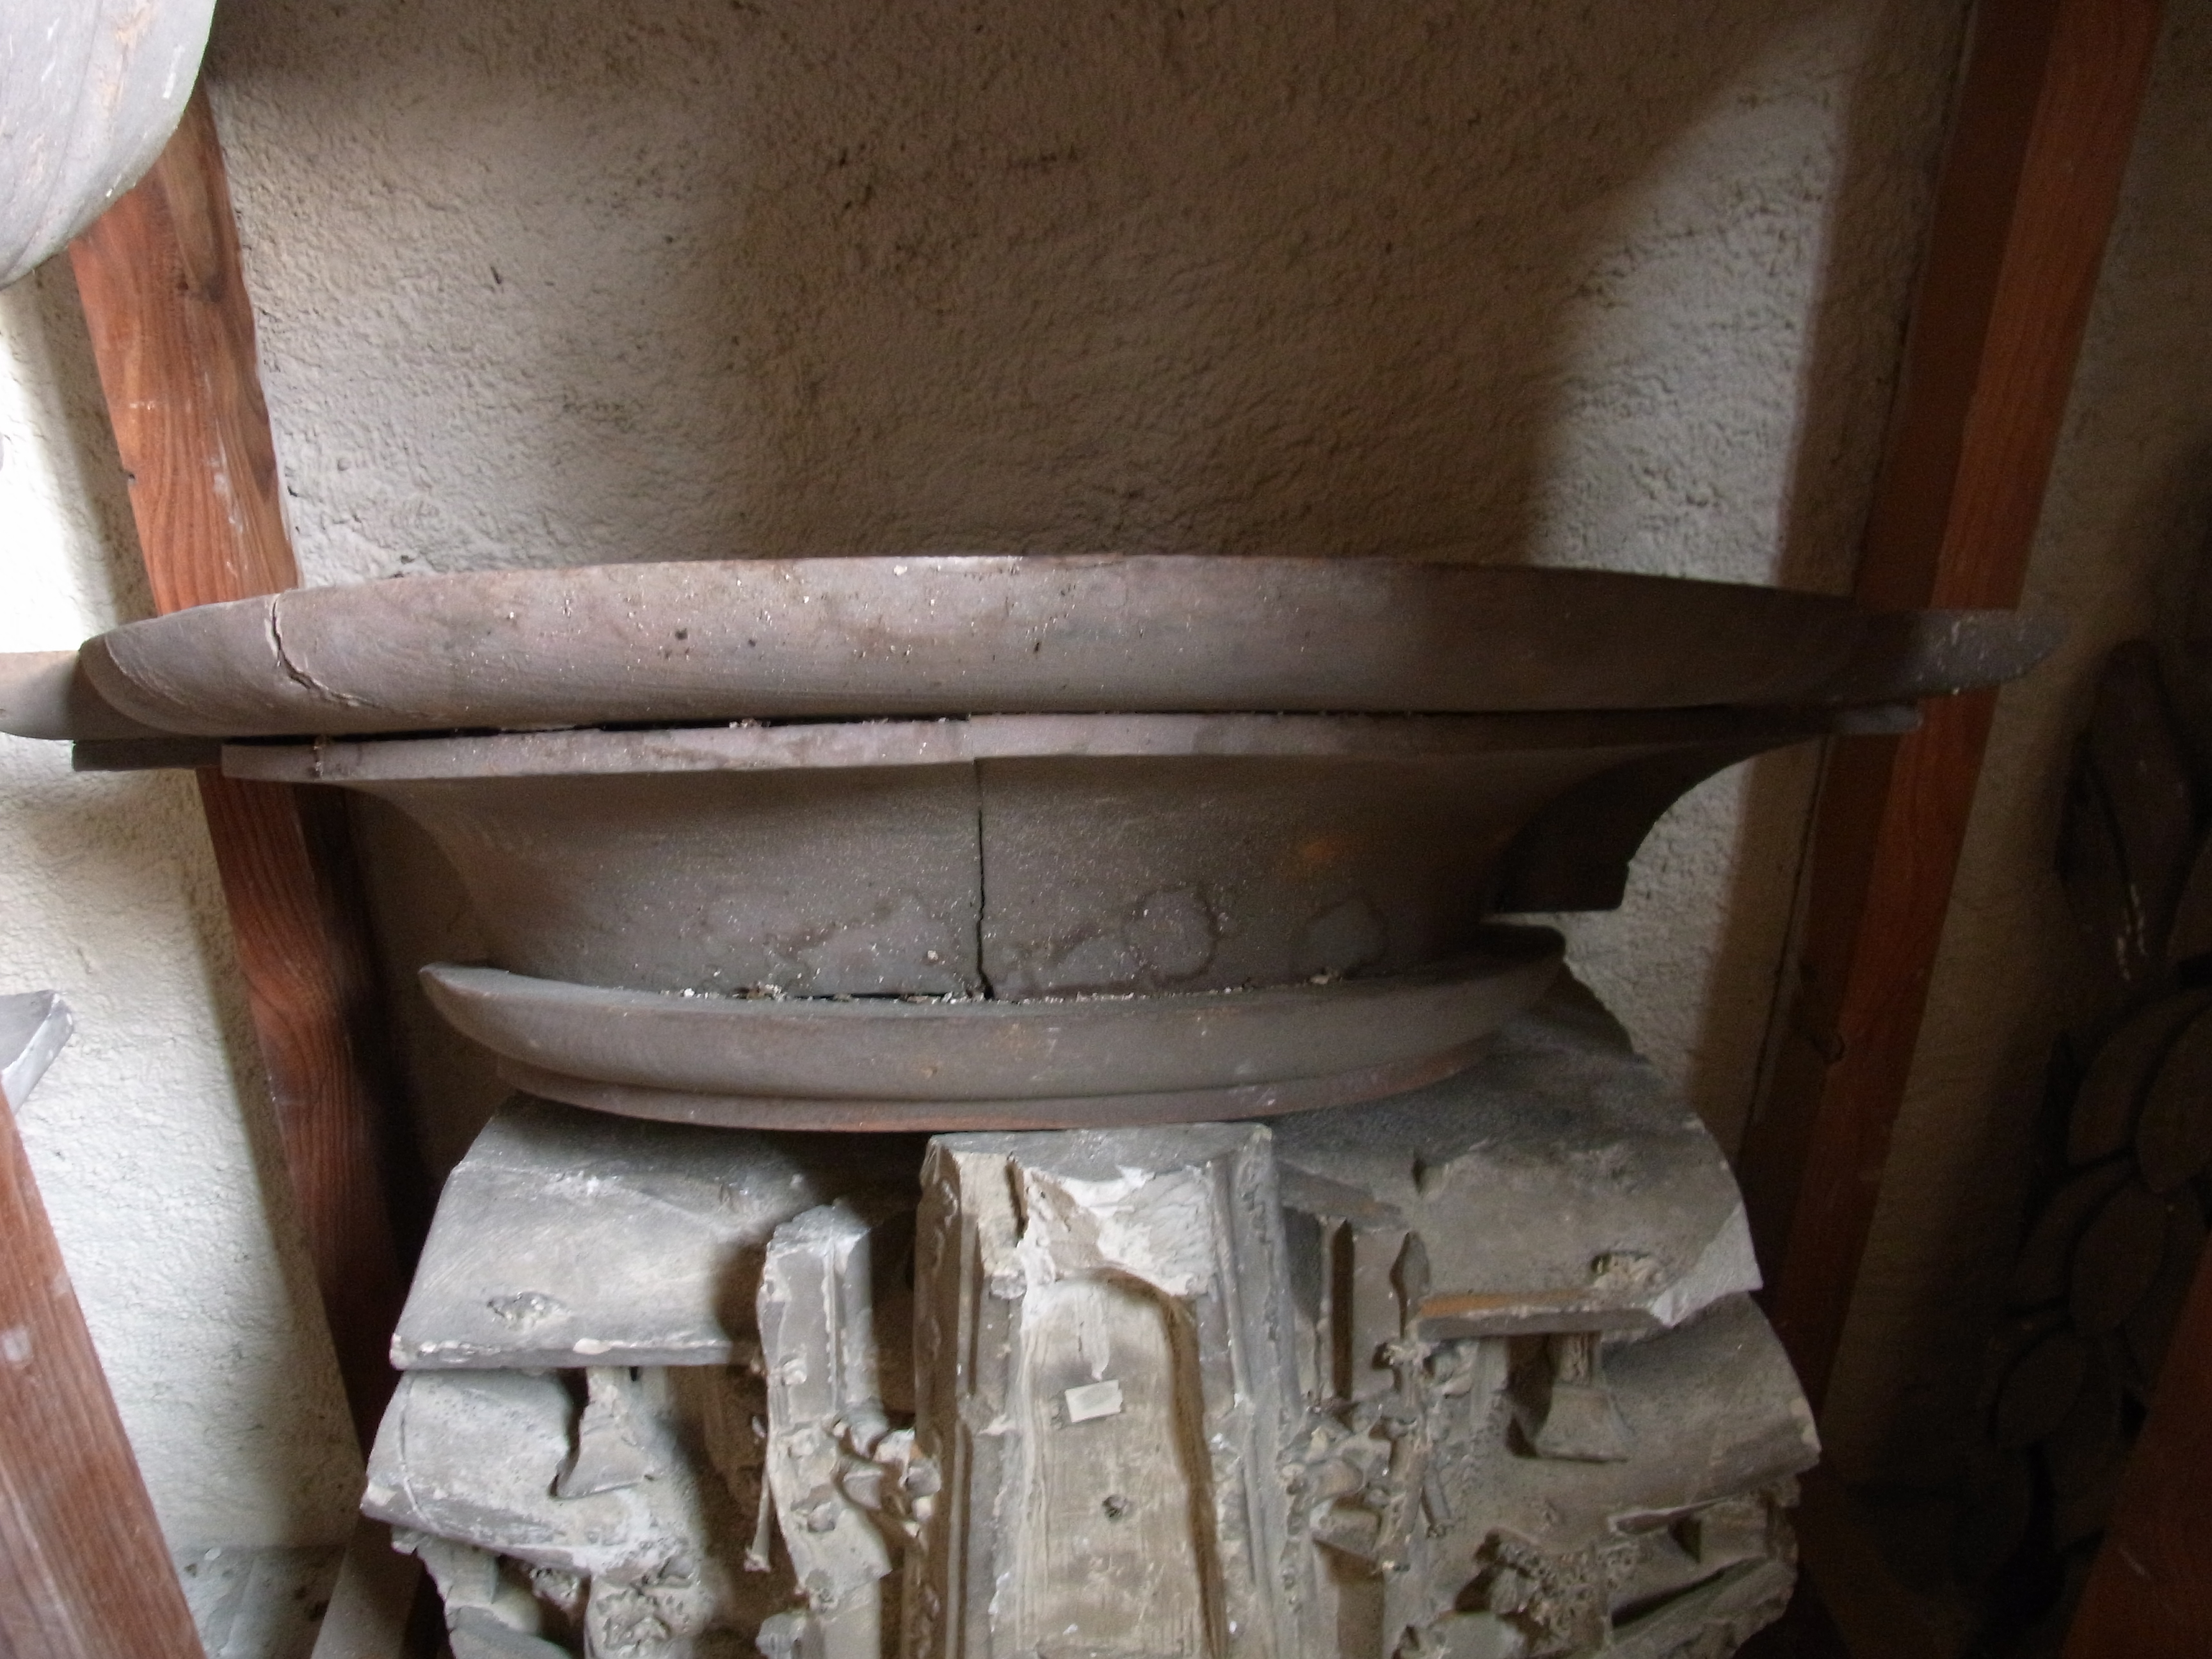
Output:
(1062, 1379), (1123, 1423)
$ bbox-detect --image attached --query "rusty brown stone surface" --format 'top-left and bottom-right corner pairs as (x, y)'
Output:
(33, 557), (2056, 740)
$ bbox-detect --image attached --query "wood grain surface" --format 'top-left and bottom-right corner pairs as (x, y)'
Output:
(67, 92), (293, 610)
(0, 1004), (207, 1659)
(2065, 1241), (2212, 1655)
(193, 773), (419, 1445)
(1738, 0), (2163, 1407)
(68, 86), (419, 1450)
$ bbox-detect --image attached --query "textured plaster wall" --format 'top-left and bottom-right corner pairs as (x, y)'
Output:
(0, 268), (362, 1546)
(1822, 3), (2212, 1483)
(206, 0), (1968, 1162)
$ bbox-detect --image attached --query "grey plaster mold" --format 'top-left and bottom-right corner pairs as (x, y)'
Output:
(1269, 989), (1758, 1340)
(173, 1543), (344, 1659)
(0, 989), (71, 1110)
(367, 991), (1816, 1659)
(390, 1100), (923, 1370)
(756, 1199), (919, 1659)
(911, 1122), (1311, 1659)
(366, 1366), (778, 1657)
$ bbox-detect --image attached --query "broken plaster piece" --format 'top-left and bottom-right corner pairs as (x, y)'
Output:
(1271, 993), (1760, 1339)
(554, 1368), (666, 1498)
(1063, 1379), (1125, 1423)
(758, 1201), (901, 1659)
(912, 1125), (1318, 1659)
(392, 1096), (920, 1370)
(1523, 1334), (1633, 1464)
(371, 988), (1816, 1659)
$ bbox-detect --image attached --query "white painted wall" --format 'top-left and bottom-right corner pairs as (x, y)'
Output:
(0, 266), (362, 1548)
(20, 0), (2193, 1546)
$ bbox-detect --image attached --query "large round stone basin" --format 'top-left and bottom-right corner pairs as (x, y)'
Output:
(229, 710), (1846, 1000)
(36, 555), (2055, 1126)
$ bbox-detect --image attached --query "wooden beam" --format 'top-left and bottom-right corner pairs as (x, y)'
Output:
(0, 993), (207, 1659)
(1738, 0), (2163, 1407)
(68, 87), (419, 1451)
(2064, 1242), (2212, 1655)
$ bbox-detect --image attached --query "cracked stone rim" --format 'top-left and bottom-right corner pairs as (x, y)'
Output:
(421, 929), (1560, 1123)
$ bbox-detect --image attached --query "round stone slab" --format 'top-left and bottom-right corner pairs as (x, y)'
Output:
(420, 929), (1561, 1130)
(77, 556), (2056, 738)
(225, 711), (1863, 998)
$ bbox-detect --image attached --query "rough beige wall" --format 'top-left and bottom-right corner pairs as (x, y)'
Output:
(0, 267), (362, 1547)
(1823, 3), (2212, 1484)
(204, 0), (1968, 1158)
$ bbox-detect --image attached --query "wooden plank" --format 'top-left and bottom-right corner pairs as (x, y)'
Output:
(1738, 0), (2163, 1407)
(67, 86), (419, 1450)
(0, 993), (207, 1659)
(190, 773), (419, 1447)
(2064, 1243), (2212, 1655)
(65, 90), (293, 609)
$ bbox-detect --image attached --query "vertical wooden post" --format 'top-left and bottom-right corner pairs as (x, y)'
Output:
(1738, 0), (2163, 1407)
(0, 993), (208, 1659)
(67, 88), (418, 1451)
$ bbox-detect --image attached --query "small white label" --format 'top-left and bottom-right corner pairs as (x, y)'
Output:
(1063, 1379), (1124, 1423)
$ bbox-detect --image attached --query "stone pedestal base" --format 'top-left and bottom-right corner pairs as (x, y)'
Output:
(364, 989), (1815, 1659)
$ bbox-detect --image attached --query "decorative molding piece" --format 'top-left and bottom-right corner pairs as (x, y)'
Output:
(910, 1125), (1316, 1659)
(370, 998), (1820, 1658)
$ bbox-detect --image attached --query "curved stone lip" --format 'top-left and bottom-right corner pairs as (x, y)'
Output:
(421, 928), (1562, 1113)
(218, 705), (1912, 785)
(24, 556), (2060, 743)
(493, 1048), (1493, 1133)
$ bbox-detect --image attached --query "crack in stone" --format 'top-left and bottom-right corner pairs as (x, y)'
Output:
(266, 593), (370, 707)
(972, 760), (998, 1000)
